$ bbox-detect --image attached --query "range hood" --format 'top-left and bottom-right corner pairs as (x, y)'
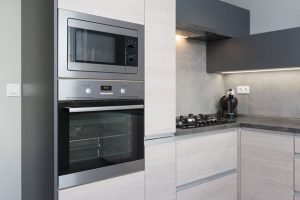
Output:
(176, 24), (230, 42)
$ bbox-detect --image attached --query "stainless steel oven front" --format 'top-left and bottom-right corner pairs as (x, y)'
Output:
(58, 9), (144, 81)
(57, 80), (144, 189)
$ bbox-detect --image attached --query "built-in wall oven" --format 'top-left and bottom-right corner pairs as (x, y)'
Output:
(58, 9), (144, 81)
(57, 80), (144, 189)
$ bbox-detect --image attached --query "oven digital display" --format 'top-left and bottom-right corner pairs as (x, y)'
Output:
(101, 85), (112, 91)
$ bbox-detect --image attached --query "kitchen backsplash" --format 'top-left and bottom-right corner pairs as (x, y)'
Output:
(177, 38), (300, 118)
(176, 39), (225, 116)
(224, 70), (300, 118)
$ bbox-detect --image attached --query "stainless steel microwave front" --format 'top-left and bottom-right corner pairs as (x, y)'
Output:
(58, 9), (144, 81)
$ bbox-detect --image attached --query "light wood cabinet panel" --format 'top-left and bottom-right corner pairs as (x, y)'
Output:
(241, 129), (294, 200)
(145, 139), (176, 200)
(176, 130), (238, 186)
(295, 136), (300, 153)
(295, 157), (300, 192)
(58, 0), (144, 24)
(59, 171), (144, 200)
(177, 173), (237, 200)
(295, 194), (300, 200)
(144, 0), (176, 138)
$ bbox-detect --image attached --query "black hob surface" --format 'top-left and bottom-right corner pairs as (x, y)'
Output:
(176, 114), (236, 129)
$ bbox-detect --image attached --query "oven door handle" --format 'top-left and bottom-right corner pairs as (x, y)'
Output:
(67, 105), (144, 113)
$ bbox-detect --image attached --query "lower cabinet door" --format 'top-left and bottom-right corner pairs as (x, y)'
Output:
(295, 157), (300, 192)
(145, 138), (176, 200)
(177, 173), (237, 200)
(59, 171), (145, 200)
(176, 129), (238, 186)
(241, 129), (294, 200)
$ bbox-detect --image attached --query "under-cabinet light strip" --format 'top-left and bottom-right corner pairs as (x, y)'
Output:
(220, 67), (300, 74)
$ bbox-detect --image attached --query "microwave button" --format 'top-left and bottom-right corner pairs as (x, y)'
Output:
(127, 54), (136, 62)
(85, 88), (92, 95)
(127, 41), (136, 49)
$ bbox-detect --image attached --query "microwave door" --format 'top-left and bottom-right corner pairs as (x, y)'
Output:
(67, 19), (132, 73)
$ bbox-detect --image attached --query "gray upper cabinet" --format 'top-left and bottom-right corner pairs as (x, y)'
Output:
(176, 0), (250, 38)
(207, 27), (300, 73)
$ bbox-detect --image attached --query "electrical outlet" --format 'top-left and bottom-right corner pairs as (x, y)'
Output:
(237, 86), (250, 95)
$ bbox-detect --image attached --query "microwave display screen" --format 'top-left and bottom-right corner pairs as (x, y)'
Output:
(101, 85), (112, 91)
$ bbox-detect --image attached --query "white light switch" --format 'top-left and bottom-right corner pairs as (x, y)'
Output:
(7, 84), (20, 97)
(237, 86), (250, 95)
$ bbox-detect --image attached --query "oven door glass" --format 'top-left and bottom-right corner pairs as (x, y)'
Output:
(58, 102), (144, 176)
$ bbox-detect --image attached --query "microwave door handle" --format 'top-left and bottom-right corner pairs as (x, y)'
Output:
(67, 105), (144, 113)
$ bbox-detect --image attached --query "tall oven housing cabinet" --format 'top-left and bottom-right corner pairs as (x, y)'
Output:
(55, 8), (145, 197)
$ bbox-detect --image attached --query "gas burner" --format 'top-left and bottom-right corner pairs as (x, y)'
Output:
(176, 114), (236, 129)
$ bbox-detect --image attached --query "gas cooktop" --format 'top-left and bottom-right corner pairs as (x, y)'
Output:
(176, 114), (236, 129)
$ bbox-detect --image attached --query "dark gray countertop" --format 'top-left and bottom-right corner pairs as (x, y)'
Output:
(176, 115), (300, 136)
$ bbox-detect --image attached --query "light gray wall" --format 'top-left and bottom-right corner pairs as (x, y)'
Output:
(0, 1), (21, 200)
(224, 70), (300, 118)
(221, 0), (300, 34)
(176, 38), (225, 116)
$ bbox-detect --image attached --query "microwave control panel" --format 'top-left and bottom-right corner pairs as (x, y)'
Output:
(58, 79), (144, 101)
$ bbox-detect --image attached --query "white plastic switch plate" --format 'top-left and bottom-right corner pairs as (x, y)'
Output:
(237, 86), (250, 95)
(6, 84), (21, 97)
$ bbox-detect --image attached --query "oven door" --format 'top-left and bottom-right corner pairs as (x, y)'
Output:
(58, 100), (144, 189)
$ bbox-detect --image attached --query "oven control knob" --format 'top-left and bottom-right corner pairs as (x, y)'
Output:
(85, 88), (92, 95)
(120, 88), (126, 94)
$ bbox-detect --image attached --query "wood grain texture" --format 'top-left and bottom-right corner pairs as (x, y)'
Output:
(59, 172), (144, 200)
(295, 158), (300, 192)
(58, 0), (144, 24)
(176, 130), (238, 186)
(295, 136), (300, 153)
(144, 0), (176, 138)
(177, 173), (238, 200)
(295, 193), (300, 200)
(145, 141), (176, 200)
(241, 129), (294, 200)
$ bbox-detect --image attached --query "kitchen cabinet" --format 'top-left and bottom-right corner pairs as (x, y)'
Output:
(295, 136), (300, 153)
(59, 171), (144, 200)
(176, 129), (238, 186)
(176, 0), (249, 38)
(177, 173), (237, 200)
(207, 27), (300, 73)
(145, 138), (176, 200)
(295, 157), (300, 192)
(295, 136), (300, 193)
(58, 0), (144, 24)
(144, 0), (176, 138)
(241, 129), (294, 200)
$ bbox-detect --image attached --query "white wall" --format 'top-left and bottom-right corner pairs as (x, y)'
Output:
(0, 1), (21, 200)
(221, 0), (300, 34)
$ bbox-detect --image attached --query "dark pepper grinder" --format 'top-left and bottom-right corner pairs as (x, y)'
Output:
(226, 89), (235, 119)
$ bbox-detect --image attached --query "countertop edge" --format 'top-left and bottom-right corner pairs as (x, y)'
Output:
(176, 118), (300, 137)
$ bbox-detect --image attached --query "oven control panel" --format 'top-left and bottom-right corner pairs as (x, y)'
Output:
(58, 79), (144, 101)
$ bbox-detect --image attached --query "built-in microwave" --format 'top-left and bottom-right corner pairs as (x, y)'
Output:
(58, 9), (144, 81)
